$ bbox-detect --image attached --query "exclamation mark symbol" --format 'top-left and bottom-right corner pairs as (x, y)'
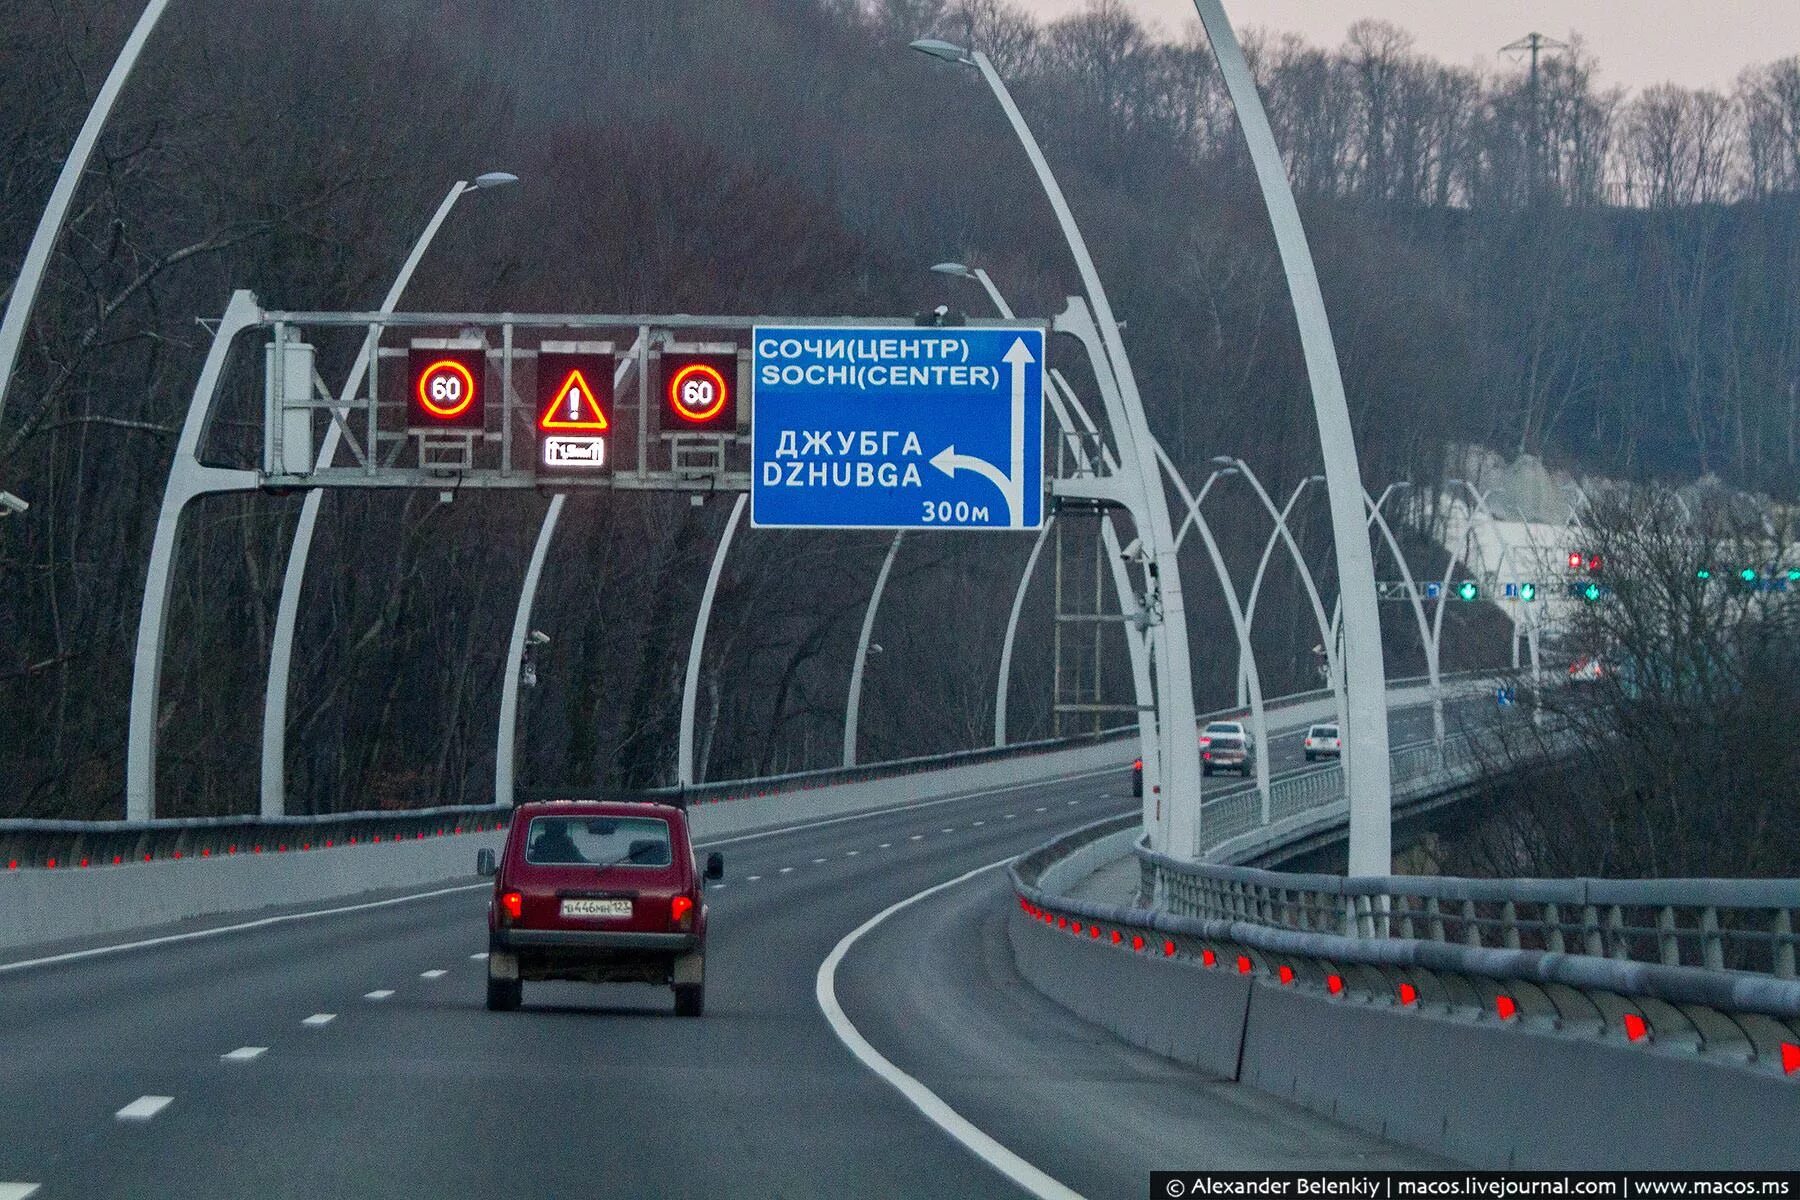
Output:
(568, 386), (581, 422)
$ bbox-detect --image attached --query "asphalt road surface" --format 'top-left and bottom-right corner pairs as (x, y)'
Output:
(0, 702), (1466, 1199)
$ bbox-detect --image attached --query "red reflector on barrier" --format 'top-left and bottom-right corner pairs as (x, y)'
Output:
(1398, 982), (1419, 1007)
(253, 846), (262, 854)
(1201, 949), (1216, 967)
(79, 858), (90, 868)
(1623, 1013), (1649, 1042)
(1327, 974), (1344, 995)
(1132, 935), (1145, 951)
(227, 845), (237, 854)
(302, 843), (311, 851)
(1236, 955), (1252, 975)
(1089, 926), (1100, 939)
(1163, 940), (1176, 957)
(112, 855), (122, 865)
(325, 840), (333, 848)
(172, 851), (182, 859)
(1057, 917), (1067, 929)
(143, 853), (152, 862)
(1496, 995), (1518, 1021)
(1110, 930), (1122, 944)
(1278, 965), (1295, 985)
(1781, 1043), (1799, 1075)
(1070, 922), (1081, 934)
(5, 860), (15, 870)
(201, 849), (210, 858)
(45, 858), (56, 869)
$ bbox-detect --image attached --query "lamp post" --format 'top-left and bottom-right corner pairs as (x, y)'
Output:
(1237, 474), (1322, 706)
(843, 531), (905, 766)
(0, 0), (175, 486)
(935, 263), (1156, 795)
(913, 39), (1204, 855)
(1215, 456), (1350, 765)
(259, 172), (517, 817)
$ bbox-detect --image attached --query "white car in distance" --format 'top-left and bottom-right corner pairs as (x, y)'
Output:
(1302, 723), (1341, 762)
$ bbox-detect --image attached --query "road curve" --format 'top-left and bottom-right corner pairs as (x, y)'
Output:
(0, 703), (1459, 1199)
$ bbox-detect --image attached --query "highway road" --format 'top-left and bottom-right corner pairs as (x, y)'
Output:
(0, 702), (1467, 1199)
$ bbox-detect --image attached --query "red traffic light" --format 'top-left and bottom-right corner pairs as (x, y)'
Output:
(1587, 554), (1603, 573)
(1567, 551), (1583, 570)
(661, 353), (738, 432)
(407, 346), (486, 430)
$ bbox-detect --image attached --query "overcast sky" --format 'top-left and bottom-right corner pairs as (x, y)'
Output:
(1017, 1), (1795, 94)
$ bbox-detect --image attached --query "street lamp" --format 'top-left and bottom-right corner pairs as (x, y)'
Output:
(1214, 456), (1349, 759)
(0, 0), (175, 452)
(258, 171), (519, 818)
(913, 43), (1204, 854)
(1238, 473), (1322, 706)
(940, 262), (1157, 804)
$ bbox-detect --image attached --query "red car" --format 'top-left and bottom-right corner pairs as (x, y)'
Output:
(476, 800), (722, 1016)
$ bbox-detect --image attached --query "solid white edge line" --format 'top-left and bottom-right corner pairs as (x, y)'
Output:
(0, 1182), (40, 1200)
(815, 857), (1086, 1200)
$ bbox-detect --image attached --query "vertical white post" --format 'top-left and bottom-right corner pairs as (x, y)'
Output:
(843, 531), (905, 767)
(0, 0), (173, 441)
(495, 494), (565, 807)
(259, 182), (470, 817)
(678, 493), (748, 787)
(1188, 0), (1392, 874)
(126, 291), (262, 820)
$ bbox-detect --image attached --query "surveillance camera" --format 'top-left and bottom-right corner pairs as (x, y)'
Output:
(1120, 537), (1143, 560)
(0, 491), (26, 516)
(528, 630), (550, 646)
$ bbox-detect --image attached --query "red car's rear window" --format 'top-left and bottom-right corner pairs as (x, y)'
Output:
(522, 815), (672, 868)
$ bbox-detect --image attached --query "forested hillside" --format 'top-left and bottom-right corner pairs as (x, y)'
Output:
(2, 0), (1794, 818)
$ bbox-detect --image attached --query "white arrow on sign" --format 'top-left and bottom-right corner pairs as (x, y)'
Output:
(927, 336), (1034, 527)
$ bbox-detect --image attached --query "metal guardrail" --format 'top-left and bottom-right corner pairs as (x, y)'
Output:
(1012, 814), (1800, 1073)
(1, 670), (1495, 872)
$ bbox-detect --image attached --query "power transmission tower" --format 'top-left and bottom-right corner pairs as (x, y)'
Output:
(1502, 32), (1568, 201)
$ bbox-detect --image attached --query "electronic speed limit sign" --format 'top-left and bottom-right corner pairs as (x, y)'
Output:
(407, 345), (486, 430)
(658, 350), (741, 433)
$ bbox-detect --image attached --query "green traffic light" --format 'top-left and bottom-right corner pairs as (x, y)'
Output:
(1519, 582), (1537, 601)
(1457, 581), (1479, 602)
(1787, 568), (1799, 583)
(1696, 568), (1712, 581)
(1740, 567), (1758, 583)
(1583, 582), (1601, 602)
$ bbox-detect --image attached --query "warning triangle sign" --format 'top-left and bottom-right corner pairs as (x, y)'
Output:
(538, 369), (610, 431)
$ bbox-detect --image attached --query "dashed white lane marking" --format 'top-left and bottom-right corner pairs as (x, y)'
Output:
(420, 969), (447, 979)
(364, 990), (394, 1001)
(1034, 806), (1046, 813)
(909, 834), (924, 841)
(0, 1183), (40, 1200)
(1098, 793), (1112, 799)
(778, 867), (794, 875)
(1067, 800), (1079, 806)
(817, 858), (1085, 1200)
(469, 952), (488, 960)
(1003, 813), (1016, 819)
(878, 842), (892, 849)
(972, 820), (986, 827)
(813, 857), (828, 864)
(845, 850), (860, 857)
(940, 827), (955, 834)
(115, 1095), (173, 1122)
(221, 1047), (266, 1062)
(302, 1013), (336, 1027)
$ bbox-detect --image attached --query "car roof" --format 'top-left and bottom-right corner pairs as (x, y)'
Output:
(513, 800), (686, 821)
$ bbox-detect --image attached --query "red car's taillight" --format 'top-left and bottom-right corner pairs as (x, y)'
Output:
(1133, 758), (1142, 770)
(671, 894), (696, 929)
(499, 890), (523, 921)
(1203, 751), (1212, 761)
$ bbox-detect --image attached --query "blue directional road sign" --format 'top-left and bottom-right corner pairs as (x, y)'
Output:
(751, 325), (1045, 530)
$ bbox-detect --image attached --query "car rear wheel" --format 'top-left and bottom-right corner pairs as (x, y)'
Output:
(486, 977), (522, 1012)
(674, 982), (704, 1018)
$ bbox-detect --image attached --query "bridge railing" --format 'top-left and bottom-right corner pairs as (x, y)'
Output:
(2, 670), (1494, 872)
